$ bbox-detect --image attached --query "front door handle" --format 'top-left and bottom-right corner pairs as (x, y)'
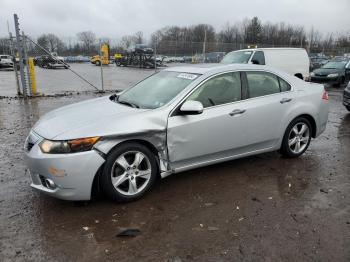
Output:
(280, 98), (292, 104)
(229, 109), (246, 116)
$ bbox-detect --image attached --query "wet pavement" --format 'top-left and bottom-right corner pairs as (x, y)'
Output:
(0, 63), (156, 97)
(0, 89), (349, 262)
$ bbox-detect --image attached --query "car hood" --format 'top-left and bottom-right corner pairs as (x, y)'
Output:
(313, 68), (342, 75)
(33, 96), (155, 140)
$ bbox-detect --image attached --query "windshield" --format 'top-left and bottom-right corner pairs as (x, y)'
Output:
(117, 71), (200, 109)
(322, 61), (347, 69)
(221, 51), (253, 64)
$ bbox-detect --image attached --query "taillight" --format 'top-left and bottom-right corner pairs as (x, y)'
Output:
(322, 90), (329, 100)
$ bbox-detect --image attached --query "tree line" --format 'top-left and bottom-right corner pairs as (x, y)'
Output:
(0, 17), (349, 56)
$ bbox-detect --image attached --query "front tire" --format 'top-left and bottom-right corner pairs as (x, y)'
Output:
(280, 117), (312, 158)
(101, 143), (158, 202)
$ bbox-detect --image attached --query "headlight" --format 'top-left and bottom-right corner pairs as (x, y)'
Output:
(39, 137), (100, 154)
(310, 72), (315, 76)
(327, 73), (338, 78)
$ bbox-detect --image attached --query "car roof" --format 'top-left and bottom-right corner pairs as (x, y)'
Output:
(235, 48), (306, 52)
(163, 63), (284, 75)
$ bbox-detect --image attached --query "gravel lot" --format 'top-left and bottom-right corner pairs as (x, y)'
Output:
(0, 68), (349, 261)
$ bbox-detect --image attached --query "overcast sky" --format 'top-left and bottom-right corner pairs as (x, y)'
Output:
(1, 0), (349, 40)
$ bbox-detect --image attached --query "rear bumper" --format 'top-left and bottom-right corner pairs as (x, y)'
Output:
(25, 140), (105, 201)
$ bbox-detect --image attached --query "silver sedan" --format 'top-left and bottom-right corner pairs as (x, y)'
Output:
(24, 64), (329, 202)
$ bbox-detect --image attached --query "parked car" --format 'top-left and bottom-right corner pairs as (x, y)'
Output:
(0, 54), (14, 69)
(65, 55), (90, 63)
(310, 57), (329, 71)
(205, 52), (226, 63)
(36, 53), (69, 69)
(24, 64), (329, 202)
(310, 60), (350, 86)
(221, 48), (310, 80)
(343, 81), (350, 111)
(129, 44), (154, 55)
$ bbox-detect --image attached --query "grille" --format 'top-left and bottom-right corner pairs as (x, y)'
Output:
(39, 175), (48, 188)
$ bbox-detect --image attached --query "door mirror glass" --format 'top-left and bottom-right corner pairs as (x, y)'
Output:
(180, 100), (204, 115)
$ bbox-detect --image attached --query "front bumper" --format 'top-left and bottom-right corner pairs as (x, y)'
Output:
(311, 76), (339, 85)
(25, 134), (105, 201)
(0, 63), (14, 68)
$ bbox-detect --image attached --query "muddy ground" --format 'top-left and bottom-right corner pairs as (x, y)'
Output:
(0, 89), (349, 262)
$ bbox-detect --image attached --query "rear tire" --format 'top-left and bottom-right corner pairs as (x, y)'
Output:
(346, 106), (350, 112)
(101, 142), (158, 202)
(280, 117), (312, 158)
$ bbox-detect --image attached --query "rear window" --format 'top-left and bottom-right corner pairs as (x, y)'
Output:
(245, 71), (292, 98)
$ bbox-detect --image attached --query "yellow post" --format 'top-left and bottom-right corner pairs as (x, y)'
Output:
(28, 57), (37, 95)
(101, 44), (109, 65)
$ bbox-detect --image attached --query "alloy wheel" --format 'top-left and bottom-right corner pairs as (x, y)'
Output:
(288, 122), (310, 154)
(110, 151), (152, 196)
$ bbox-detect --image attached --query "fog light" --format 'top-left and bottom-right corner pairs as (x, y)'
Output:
(45, 178), (56, 189)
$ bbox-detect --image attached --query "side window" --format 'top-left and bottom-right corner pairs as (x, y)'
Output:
(246, 71), (280, 98)
(251, 51), (265, 65)
(279, 77), (291, 92)
(188, 72), (241, 108)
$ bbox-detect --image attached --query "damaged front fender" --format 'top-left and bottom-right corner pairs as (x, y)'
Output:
(94, 129), (173, 177)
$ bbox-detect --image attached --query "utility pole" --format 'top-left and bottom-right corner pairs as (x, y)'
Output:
(7, 20), (21, 95)
(154, 36), (157, 72)
(202, 29), (207, 63)
(22, 31), (32, 96)
(99, 39), (104, 92)
(14, 13), (27, 97)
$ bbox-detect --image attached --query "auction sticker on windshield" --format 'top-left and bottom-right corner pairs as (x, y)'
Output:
(177, 73), (198, 80)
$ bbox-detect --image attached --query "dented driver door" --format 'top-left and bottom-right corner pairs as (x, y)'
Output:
(166, 102), (249, 172)
(166, 71), (251, 172)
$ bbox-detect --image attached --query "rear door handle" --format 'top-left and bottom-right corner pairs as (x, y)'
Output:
(229, 109), (246, 116)
(280, 98), (292, 104)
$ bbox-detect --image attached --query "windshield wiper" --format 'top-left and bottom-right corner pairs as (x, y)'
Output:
(117, 99), (140, 108)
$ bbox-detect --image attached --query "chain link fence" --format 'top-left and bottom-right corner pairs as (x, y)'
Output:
(1, 27), (350, 97)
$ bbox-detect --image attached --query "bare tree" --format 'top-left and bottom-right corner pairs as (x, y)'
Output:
(77, 31), (96, 54)
(121, 35), (134, 49)
(37, 33), (65, 53)
(133, 31), (144, 44)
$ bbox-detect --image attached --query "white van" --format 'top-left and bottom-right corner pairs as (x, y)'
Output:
(221, 48), (310, 80)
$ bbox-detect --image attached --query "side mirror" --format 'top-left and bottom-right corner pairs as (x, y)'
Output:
(251, 59), (260, 65)
(180, 100), (203, 115)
